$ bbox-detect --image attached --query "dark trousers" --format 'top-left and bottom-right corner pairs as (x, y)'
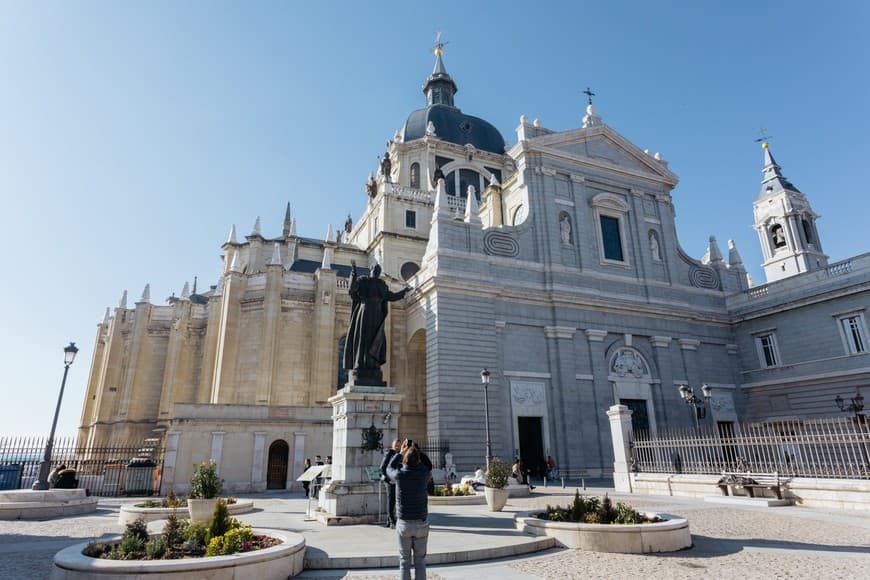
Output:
(385, 481), (396, 524)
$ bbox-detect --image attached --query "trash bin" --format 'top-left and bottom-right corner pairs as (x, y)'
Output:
(0, 464), (22, 490)
(125, 459), (157, 496)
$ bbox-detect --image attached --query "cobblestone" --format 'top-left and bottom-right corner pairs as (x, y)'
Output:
(1, 492), (869, 579)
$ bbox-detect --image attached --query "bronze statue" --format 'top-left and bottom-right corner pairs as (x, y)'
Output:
(431, 166), (445, 187)
(366, 173), (377, 198)
(380, 150), (392, 182)
(343, 261), (408, 386)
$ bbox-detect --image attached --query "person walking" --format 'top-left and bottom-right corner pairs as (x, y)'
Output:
(380, 439), (401, 528)
(301, 458), (312, 498)
(387, 439), (431, 580)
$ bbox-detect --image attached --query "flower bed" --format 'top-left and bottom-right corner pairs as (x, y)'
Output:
(514, 492), (691, 553)
(54, 500), (304, 579)
(119, 497), (253, 525)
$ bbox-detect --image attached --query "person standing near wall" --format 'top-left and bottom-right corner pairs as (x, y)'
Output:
(387, 439), (431, 580)
(380, 439), (401, 528)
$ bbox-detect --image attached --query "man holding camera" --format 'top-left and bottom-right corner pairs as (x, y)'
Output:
(386, 438), (431, 580)
(379, 438), (401, 528)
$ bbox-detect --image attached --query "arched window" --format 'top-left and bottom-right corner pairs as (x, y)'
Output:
(802, 218), (813, 245)
(401, 261), (420, 281)
(770, 224), (787, 248)
(410, 163), (420, 188)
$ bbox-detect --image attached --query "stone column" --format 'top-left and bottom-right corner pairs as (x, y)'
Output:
(291, 431), (307, 491)
(251, 432), (267, 492)
(650, 336), (674, 428)
(607, 404), (633, 493)
(586, 329), (610, 470)
(210, 431), (226, 472)
(545, 326), (576, 465)
(160, 430), (181, 495)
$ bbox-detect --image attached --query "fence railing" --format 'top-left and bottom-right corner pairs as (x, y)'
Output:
(0, 436), (165, 496)
(419, 439), (450, 470)
(632, 415), (870, 479)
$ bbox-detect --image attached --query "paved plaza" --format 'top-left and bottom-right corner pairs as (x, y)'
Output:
(1, 483), (869, 579)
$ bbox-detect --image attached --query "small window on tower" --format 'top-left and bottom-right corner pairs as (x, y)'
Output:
(410, 163), (420, 188)
(405, 210), (417, 229)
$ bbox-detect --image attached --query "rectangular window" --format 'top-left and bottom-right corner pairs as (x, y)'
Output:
(840, 315), (866, 354)
(405, 210), (417, 229)
(600, 215), (624, 261)
(756, 334), (779, 368)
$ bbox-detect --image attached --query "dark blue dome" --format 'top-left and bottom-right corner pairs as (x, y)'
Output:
(402, 104), (506, 155)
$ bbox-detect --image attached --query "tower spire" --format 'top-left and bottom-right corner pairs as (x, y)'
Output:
(282, 203), (292, 237)
(423, 34), (458, 107)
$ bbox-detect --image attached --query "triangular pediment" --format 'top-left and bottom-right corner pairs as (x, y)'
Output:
(529, 125), (678, 185)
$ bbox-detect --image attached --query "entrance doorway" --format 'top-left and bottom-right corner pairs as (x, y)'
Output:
(267, 440), (289, 490)
(517, 416), (544, 478)
(620, 398), (650, 436)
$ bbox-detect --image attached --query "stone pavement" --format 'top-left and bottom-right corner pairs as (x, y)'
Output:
(1, 482), (869, 579)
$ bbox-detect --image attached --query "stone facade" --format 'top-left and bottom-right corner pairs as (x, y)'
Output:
(77, 50), (870, 491)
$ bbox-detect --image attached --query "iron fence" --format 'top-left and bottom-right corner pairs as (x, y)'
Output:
(632, 415), (870, 479)
(419, 439), (450, 469)
(0, 436), (165, 496)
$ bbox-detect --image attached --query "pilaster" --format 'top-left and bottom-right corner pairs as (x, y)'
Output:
(256, 265), (283, 404)
(211, 271), (246, 403)
(251, 432), (267, 492)
(311, 268), (338, 404)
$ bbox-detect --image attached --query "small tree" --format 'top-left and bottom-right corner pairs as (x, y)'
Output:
(208, 499), (231, 541)
(190, 460), (223, 499)
(485, 458), (510, 489)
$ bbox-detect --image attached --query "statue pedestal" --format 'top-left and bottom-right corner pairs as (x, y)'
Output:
(317, 384), (402, 525)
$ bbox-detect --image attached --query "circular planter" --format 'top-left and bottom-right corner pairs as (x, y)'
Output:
(51, 528), (305, 580)
(187, 498), (219, 523)
(118, 498), (254, 525)
(429, 492), (486, 506)
(514, 511), (691, 553)
(484, 487), (509, 511)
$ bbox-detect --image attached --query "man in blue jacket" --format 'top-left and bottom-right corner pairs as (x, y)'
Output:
(386, 439), (431, 580)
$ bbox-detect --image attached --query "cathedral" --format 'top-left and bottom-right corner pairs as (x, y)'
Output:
(76, 47), (870, 493)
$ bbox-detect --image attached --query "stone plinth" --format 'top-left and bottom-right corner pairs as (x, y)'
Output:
(317, 384), (402, 525)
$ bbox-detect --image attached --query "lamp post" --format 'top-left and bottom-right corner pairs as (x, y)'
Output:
(835, 389), (865, 422)
(678, 383), (712, 433)
(32, 342), (79, 490)
(481, 368), (492, 468)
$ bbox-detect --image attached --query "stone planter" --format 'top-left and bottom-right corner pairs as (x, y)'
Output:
(187, 498), (219, 523)
(484, 487), (509, 511)
(118, 498), (254, 525)
(51, 528), (305, 579)
(514, 511), (691, 553)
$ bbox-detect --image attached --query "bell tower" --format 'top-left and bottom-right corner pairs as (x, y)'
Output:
(753, 141), (828, 283)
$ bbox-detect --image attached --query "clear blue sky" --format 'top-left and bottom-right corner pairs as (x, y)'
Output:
(1, 1), (867, 437)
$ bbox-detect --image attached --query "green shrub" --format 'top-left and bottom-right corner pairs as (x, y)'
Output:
(119, 535), (146, 558)
(185, 521), (209, 545)
(204, 535), (224, 557)
(189, 460), (223, 499)
(122, 517), (149, 544)
(485, 458), (510, 489)
(162, 513), (184, 547)
(208, 499), (231, 540)
(614, 501), (644, 524)
(145, 536), (167, 559)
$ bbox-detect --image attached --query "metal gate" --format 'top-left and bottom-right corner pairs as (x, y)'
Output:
(267, 439), (289, 490)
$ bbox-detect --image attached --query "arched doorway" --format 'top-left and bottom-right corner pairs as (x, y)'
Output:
(267, 440), (289, 490)
(608, 347), (657, 436)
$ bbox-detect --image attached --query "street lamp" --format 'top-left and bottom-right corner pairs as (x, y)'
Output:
(32, 342), (79, 490)
(835, 389), (865, 421)
(481, 368), (492, 468)
(678, 383), (712, 433)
